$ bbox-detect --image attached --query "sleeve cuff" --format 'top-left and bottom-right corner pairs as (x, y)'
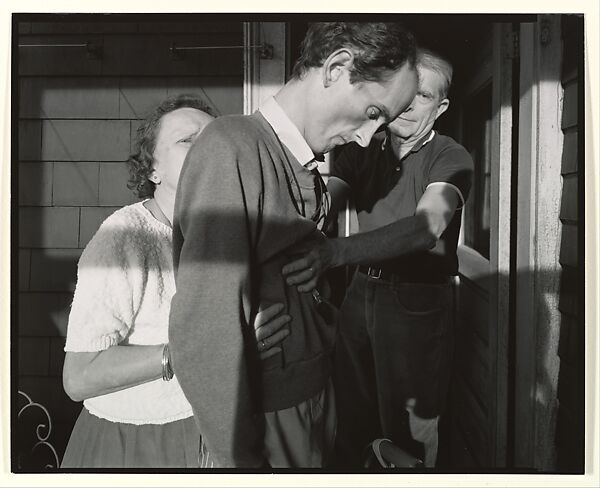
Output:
(426, 181), (466, 209)
(64, 330), (123, 352)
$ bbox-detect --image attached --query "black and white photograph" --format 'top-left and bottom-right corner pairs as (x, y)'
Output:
(1, 1), (597, 486)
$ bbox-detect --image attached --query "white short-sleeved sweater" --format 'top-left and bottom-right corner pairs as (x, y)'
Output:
(65, 201), (193, 425)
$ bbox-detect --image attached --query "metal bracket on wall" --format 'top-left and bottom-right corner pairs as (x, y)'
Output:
(504, 30), (520, 60)
(539, 19), (552, 46)
(18, 42), (103, 59)
(170, 42), (273, 60)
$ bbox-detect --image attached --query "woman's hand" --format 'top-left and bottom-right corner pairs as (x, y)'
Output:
(254, 303), (291, 360)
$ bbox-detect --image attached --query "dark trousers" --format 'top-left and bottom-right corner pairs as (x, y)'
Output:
(333, 270), (455, 467)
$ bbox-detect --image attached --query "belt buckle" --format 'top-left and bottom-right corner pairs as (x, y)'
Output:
(367, 267), (382, 279)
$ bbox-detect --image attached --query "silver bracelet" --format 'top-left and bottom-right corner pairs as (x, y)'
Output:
(162, 343), (174, 381)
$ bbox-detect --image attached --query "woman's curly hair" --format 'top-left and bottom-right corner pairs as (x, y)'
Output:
(127, 94), (216, 199)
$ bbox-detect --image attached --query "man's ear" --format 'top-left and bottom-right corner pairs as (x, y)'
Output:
(435, 98), (450, 120)
(322, 48), (354, 87)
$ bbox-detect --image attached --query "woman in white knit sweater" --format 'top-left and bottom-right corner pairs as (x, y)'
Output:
(61, 95), (290, 468)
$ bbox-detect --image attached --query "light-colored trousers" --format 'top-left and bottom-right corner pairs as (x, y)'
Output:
(200, 381), (336, 468)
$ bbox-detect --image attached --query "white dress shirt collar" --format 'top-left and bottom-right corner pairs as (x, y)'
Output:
(259, 96), (320, 170)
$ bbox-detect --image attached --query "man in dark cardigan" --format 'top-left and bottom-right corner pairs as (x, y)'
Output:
(168, 22), (418, 468)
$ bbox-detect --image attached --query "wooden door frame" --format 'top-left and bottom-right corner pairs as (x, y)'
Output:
(513, 15), (564, 469)
(513, 19), (539, 468)
(455, 22), (513, 468)
(487, 22), (515, 468)
(458, 17), (564, 468)
(243, 22), (286, 114)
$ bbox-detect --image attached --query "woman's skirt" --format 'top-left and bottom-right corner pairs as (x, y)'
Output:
(61, 407), (201, 468)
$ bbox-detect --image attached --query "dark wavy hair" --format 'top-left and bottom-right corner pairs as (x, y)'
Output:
(127, 94), (216, 199)
(291, 22), (417, 83)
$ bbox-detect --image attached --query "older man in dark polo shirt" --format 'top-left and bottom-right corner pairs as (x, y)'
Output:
(282, 48), (474, 468)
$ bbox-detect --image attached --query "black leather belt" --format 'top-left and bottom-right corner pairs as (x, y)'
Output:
(358, 265), (452, 285)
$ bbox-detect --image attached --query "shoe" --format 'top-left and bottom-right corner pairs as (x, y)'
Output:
(363, 438), (424, 469)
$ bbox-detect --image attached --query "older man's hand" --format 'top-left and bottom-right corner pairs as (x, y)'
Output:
(281, 233), (335, 293)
